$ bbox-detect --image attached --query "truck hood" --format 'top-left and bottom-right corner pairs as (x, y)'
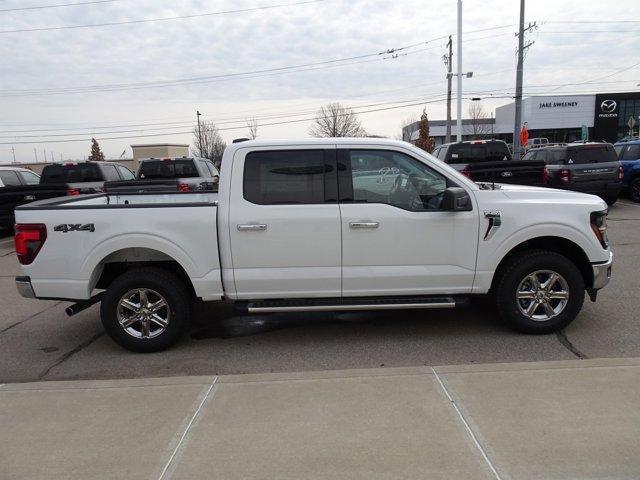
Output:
(484, 182), (608, 209)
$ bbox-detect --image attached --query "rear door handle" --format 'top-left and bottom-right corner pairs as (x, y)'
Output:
(349, 222), (379, 229)
(237, 224), (267, 231)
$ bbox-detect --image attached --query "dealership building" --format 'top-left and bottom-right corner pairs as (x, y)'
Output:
(404, 92), (640, 146)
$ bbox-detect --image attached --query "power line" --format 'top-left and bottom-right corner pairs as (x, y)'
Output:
(0, 0), (120, 13)
(0, 24), (517, 97)
(0, 0), (323, 33)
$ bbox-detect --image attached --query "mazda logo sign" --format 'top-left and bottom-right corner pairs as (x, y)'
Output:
(601, 99), (617, 113)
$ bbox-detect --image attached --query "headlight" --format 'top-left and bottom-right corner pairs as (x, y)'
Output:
(590, 211), (609, 249)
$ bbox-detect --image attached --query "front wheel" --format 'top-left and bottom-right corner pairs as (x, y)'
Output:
(100, 267), (191, 352)
(495, 250), (585, 334)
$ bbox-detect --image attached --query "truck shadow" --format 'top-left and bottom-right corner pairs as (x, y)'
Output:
(190, 299), (505, 340)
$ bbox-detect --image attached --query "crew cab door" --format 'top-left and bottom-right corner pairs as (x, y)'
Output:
(227, 147), (341, 299)
(338, 147), (479, 296)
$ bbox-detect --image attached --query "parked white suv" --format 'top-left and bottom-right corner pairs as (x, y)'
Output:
(13, 139), (612, 352)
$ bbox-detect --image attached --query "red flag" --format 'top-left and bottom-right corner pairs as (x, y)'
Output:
(519, 125), (529, 147)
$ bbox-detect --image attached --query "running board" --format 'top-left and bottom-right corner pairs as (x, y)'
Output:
(243, 296), (458, 314)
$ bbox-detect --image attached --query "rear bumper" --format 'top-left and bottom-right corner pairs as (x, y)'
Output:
(562, 181), (622, 197)
(15, 276), (36, 299)
(591, 252), (613, 290)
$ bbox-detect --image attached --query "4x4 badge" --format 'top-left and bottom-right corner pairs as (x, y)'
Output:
(54, 223), (95, 233)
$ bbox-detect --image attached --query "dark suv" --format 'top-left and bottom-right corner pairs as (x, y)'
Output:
(40, 161), (134, 195)
(523, 142), (623, 205)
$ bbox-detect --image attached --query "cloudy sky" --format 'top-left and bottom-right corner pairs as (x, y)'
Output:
(1, 0), (639, 163)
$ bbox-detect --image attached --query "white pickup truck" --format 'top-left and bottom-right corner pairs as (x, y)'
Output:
(14, 139), (613, 352)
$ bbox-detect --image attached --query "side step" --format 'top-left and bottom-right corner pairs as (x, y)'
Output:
(242, 296), (459, 314)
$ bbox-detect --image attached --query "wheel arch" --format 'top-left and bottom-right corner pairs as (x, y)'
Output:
(90, 247), (197, 298)
(490, 236), (594, 292)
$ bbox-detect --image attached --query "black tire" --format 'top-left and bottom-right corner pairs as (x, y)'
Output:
(604, 194), (618, 206)
(100, 267), (191, 352)
(494, 250), (585, 334)
(630, 178), (640, 203)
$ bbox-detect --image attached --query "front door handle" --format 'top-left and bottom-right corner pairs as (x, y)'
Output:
(349, 222), (379, 229)
(237, 224), (267, 231)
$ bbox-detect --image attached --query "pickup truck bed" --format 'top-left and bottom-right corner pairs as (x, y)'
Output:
(16, 192), (222, 301)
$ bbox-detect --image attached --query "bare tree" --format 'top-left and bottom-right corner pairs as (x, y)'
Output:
(309, 102), (366, 137)
(400, 114), (419, 142)
(465, 103), (492, 139)
(192, 120), (226, 167)
(245, 117), (258, 139)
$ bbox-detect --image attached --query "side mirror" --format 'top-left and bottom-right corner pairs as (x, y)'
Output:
(442, 187), (472, 211)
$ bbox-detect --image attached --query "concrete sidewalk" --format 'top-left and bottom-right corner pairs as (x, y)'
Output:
(1, 358), (639, 480)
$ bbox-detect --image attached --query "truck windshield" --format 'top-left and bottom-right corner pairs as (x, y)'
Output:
(138, 159), (199, 179)
(40, 163), (102, 183)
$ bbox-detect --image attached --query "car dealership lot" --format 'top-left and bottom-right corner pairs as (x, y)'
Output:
(0, 200), (639, 384)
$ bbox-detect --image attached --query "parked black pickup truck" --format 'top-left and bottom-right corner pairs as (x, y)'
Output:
(432, 139), (547, 186)
(0, 167), (67, 230)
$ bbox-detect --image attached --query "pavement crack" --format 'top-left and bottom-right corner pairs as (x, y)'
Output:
(556, 330), (588, 359)
(37, 331), (105, 380)
(0, 302), (61, 335)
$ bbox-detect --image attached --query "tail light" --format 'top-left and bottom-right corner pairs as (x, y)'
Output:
(590, 211), (609, 249)
(618, 166), (624, 181)
(461, 166), (472, 179)
(542, 166), (550, 184)
(559, 169), (571, 184)
(14, 224), (47, 265)
(67, 188), (81, 196)
(178, 183), (190, 192)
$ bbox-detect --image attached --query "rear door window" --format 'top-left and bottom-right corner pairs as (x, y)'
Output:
(40, 163), (103, 183)
(243, 150), (326, 205)
(566, 145), (618, 164)
(197, 159), (212, 178)
(18, 170), (40, 184)
(101, 164), (121, 182)
(138, 159), (199, 179)
(447, 143), (509, 164)
(116, 165), (135, 180)
(0, 170), (21, 186)
(621, 144), (640, 160)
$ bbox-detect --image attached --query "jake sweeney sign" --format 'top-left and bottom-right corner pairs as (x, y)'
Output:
(539, 101), (579, 109)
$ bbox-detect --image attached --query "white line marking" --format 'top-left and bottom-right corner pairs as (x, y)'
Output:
(158, 376), (218, 480)
(431, 367), (502, 480)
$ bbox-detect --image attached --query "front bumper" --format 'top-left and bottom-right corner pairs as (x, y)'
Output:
(591, 251), (613, 290)
(15, 276), (36, 299)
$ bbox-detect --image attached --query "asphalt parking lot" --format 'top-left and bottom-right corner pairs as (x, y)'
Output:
(1, 200), (638, 384)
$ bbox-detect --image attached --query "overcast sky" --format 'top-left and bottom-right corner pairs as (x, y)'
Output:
(1, 0), (639, 163)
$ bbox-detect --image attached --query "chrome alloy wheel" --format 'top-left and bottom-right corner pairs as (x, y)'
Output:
(116, 288), (170, 339)
(516, 270), (570, 321)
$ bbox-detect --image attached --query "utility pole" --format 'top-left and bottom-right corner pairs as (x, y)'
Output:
(11, 147), (16, 164)
(443, 36), (453, 143)
(43, 148), (46, 164)
(456, 0), (463, 142)
(34, 148), (38, 163)
(196, 110), (203, 157)
(512, 0), (536, 159)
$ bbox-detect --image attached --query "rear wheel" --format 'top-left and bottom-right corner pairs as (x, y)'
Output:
(495, 250), (584, 334)
(100, 267), (191, 352)
(602, 193), (618, 206)
(630, 178), (640, 203)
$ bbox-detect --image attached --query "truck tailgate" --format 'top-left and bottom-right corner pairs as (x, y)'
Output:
(467, 160), (546, 186)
